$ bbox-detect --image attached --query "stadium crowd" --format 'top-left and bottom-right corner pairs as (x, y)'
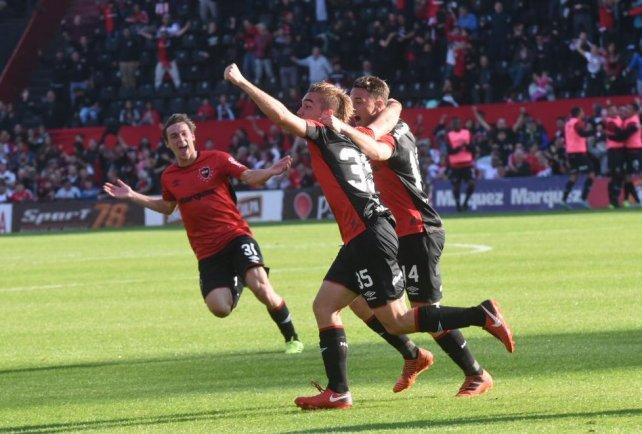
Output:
(1, 0), (641, 202)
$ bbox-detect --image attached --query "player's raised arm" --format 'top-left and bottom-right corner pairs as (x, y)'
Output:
(320, 113), (393, 161)
(224, 63), (307, 137)
(240, 155), (293, 187)
(103, 179), (176, 215)
(367, 99), (402, 139)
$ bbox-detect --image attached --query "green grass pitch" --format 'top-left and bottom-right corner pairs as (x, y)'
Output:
(1, 210), (641, 433)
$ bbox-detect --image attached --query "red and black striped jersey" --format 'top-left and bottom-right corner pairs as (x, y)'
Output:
(305, 120), (391, 244)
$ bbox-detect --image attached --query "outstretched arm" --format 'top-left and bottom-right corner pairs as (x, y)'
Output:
(320, 114), (393, 161)
(367, 99), (402, 139)
(225, 63), (307, 137)
(472, 106), (491, 131)
(103, 179), (176, 215)
(240, 156), (292, 187)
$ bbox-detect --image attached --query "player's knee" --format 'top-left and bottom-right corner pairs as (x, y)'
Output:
(313, 295), (334, 321)
(206, 300), (232, 318)
(377, 316), (404, 335)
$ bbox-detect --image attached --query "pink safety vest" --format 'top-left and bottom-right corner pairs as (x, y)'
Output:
(447, 129), (473, 167)
(605, 116), (624, 150)
(564, 118), (587, 154)
(623, 115), (642, 150)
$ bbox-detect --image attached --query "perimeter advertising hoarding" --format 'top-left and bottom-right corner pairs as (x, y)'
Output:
(12, 200), (145, 232)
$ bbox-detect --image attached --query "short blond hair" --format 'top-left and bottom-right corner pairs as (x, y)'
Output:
(307, 82), (354, 122)
(162, 113), (196, 142)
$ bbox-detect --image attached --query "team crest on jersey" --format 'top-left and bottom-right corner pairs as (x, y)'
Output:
(198, 166), (212, 181)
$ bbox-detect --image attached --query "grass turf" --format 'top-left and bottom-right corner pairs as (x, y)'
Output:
(1, 210), (641, 433)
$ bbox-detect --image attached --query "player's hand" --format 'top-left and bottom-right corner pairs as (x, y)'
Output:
(320, 112), (343, 133)
(224, 63), (246, 86)
(270, 156), (292, 175)
(103, 179), (134, 199)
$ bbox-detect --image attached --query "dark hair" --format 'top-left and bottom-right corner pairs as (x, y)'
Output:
(570, 107), (582, 117)
(162, 113), (196, 143)
(352, 75), (390, 101)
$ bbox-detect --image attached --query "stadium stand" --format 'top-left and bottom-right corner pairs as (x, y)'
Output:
(0, 0), (641, 202)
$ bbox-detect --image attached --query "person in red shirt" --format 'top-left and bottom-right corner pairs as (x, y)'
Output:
(195, 98), (215, 120)
(10, 183), (34, 202)
(225, 63), (515, 410)
(103, 113), (304, 354)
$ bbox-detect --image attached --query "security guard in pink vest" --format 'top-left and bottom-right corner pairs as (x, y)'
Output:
(562, 107), (594, 208)
(615, 103), (641, 206)
(604, 104), (625, 208)
(446, 117), (475, 212)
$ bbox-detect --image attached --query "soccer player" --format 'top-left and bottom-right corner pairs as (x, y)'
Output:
(603, 105), (625, 208)
(619, 103), (641, 206)
(224, 63), (515, 411)
(446, 117), (475, 212)
(561, 107), (594, 208)
(103, 114), (304, 354)
(329, 75), (492, 397)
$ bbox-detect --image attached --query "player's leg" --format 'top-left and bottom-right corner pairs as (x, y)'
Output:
(199, 250), (239, 318)
(623, 151), (641, 205)
(562, 168), (578, 205)
(450, 171), (463, 212)
(462, 168), (475, 211)
(204, 287), (235, 318)
(233, 236), (303, 353)
(349, 296), (419, 362)
(295, 277), (357, 410)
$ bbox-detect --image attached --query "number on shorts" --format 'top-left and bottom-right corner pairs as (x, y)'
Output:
(241, 243), (258, 257)
(402, 265), (419, 282)
(356, 268), (373, 289)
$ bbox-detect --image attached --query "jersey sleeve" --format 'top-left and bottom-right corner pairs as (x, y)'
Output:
(160, 173), (176, 202)
(216, 151), (249, 179)
(305, 119), (325, 142)
(355, 126), (397, 150)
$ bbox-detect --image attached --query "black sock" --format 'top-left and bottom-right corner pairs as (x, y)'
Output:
(608, 180), (617, 206)
(319, 327), (349, 393)
(624, 181), (640, 203)
(434, 330), (482, 376)
(415, 304), (485, 333)
(365, 315), (418, 360)
(268, 301), (298, 342)
(562, 179), (575, 202)
(581, 177), (594, 201)
(452, 182), (462, 209)
(463, 183), (474, 207)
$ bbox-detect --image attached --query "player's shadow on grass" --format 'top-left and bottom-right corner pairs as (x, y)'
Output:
(285, 408), (642, 434)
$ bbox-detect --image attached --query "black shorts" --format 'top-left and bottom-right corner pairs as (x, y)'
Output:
(398, 227), (445, 304)
(625, 149), (642, 174)
(448, 166), (474, 183)
(197, 235), (266, 299)
(324, 216), (404, 308)
(567, 153), (592, 174)
(607, 148), (626, 177)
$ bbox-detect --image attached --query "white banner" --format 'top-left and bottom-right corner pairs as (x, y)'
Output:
(144, 190), (284, 226)
(0, 204), (12, 234)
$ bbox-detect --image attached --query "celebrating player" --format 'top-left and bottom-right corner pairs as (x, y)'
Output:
(619, 103), (641, 206)
(103, 114), (304, 354)
(224, 63), (515, 410)
(561, 107), (595, 208)
(323, 75), (493, 397)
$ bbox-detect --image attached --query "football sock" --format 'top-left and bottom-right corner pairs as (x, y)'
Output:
(414, 304), (485, 333)
(365, 315), (418, 360)
(268, 301), (298, 342)
(624, 181), (640, 203)
(452, 181), (462, 209)
(608, 180), (617, 205)
(562, 180), (574, 202)
(434, 330), (482, 376)
(581, 177), (593, 201)
(319, 326), (349, 393)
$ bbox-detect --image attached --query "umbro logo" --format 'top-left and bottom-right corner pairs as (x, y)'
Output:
(363, 291), (376, 300)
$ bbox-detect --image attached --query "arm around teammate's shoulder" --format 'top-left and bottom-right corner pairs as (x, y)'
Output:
(320, 114), (393, 161)
(103, 179), (176, 215)
(367, 99), (402, 139)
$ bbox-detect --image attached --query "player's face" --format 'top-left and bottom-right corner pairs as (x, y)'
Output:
(297, 92), (325, 120)
(166, 122), (197, 161)
(350, 88), (380, 126)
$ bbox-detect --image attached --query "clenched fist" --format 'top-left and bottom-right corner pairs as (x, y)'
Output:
(224, 63), (246, 86)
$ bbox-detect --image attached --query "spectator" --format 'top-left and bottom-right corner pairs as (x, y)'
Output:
(575, 42), (605, 96)
(196, 98), (216, 121)
(198, 0), (217, 22)
(54, 179), (81, 199)
(624, 41), (642, 95)
(78, 97), (101, 126)
(216, 95), (235, 120)
(275, 33), (298, 90)
(0, 180), (11, 202)
(79, 179), (99, 199)
(528, 72), (554, 101)
(10, 182), (34, 202)
(253, 23), (275, 84)
(292, 46), (332, 85)
(140, 102), (162, 126)
(0, 161), (16, 186)
(118, 28), (140, 90)
(68, 51), (89, 103)
(140, 21), (188, 89)
(125, 3), (149, 33)
(119, 100), (141, 126)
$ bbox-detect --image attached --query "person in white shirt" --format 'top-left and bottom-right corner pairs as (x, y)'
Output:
(575, 42), (605, 97)
(54, 180), (81, 199)
(0, 162), (16, 186)
(0, 181), (11, 203)
(292, 47), (332, 85)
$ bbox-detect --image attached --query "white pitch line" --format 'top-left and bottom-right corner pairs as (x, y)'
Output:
(1, 244), (492, 293)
